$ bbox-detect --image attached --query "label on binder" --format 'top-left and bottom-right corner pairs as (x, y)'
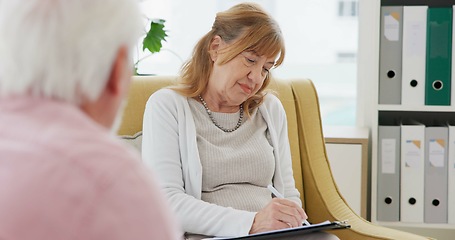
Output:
(429, 139), (445, 167)
(381, 139), (396, 174)
(404, 140), (421, 168)
(405, 21), (426, 56)
(384, 12), (400, 41)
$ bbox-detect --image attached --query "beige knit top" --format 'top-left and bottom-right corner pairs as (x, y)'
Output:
(188, 98), (275, 212)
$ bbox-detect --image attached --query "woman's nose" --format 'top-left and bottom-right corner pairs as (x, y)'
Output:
(248, 65), (265, 84)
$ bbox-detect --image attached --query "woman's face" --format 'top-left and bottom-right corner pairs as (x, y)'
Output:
(207, 37), (276, 109)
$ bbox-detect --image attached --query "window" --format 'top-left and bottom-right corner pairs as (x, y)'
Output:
(136, 0), (358, 126)
(337, 52), (357, 63)
(338, 0), (358, 17)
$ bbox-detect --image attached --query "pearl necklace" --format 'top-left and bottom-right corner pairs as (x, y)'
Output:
(198, 95), (244, 133)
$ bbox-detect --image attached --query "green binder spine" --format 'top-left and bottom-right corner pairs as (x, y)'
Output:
(425, 7), (452, 106)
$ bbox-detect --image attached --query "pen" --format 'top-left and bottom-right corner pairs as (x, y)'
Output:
(267, 184), (312, 226)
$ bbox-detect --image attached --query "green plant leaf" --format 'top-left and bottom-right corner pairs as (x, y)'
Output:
(142, 19), (167, 53)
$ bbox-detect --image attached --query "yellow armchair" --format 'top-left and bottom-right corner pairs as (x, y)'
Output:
(117, 75), (431, 240)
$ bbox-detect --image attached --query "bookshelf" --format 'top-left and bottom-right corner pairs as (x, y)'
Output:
(358, 0), (455, 239)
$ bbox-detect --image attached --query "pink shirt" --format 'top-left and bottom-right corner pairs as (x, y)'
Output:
(0, 97), (181, 240)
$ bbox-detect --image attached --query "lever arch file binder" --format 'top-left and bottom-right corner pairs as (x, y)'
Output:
(424, 126), (449, 223)
(402, 6), (427, 107)
(425, 7), (452, 106)
(400, 122), (425, 223)
(377, 125), (400, 221)
(379, 6), (403, 105)
(448, 123), (455, 224)
(452, 6), (455, 106)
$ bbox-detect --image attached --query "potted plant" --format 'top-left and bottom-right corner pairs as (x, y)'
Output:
(134, 18), (168, 75)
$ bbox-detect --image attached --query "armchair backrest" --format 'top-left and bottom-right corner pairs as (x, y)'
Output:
(118, 76), (178, 137)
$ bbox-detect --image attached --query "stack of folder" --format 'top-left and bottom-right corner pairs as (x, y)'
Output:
(377, 123), (455, 224)
(379, 5), (455, 107)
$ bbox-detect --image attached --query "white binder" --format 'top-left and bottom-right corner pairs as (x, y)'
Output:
(449, 124), (455, 224)
(401, 6), (427, 107)
(400, 122), (425, 223)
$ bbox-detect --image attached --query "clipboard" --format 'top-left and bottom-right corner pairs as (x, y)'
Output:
(205, 220), (350, 240)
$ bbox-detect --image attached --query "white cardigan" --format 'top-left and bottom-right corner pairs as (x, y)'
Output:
(142, 88), (301, 237)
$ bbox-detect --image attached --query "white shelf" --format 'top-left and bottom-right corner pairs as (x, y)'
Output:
(375, 221), (455, 230)
(377, 105), (455, 112)
(382, 223), (455, 240)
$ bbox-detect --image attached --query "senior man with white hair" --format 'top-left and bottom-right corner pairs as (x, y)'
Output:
(0, 0), (181, 239)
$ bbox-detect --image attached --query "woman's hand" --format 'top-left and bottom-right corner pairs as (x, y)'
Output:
(249, 198), (308, 234)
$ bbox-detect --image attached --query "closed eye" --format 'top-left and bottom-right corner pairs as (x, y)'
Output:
(262, 62), (273, 75)
(245, 56), (256, 65)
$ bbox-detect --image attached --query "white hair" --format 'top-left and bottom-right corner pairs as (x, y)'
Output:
(0, 0), (142, 103)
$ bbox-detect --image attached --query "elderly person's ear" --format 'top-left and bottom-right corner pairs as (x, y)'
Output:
(209, 35), (223, 62)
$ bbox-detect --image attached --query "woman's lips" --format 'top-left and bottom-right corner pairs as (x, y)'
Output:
(239, 83), (252, 94)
